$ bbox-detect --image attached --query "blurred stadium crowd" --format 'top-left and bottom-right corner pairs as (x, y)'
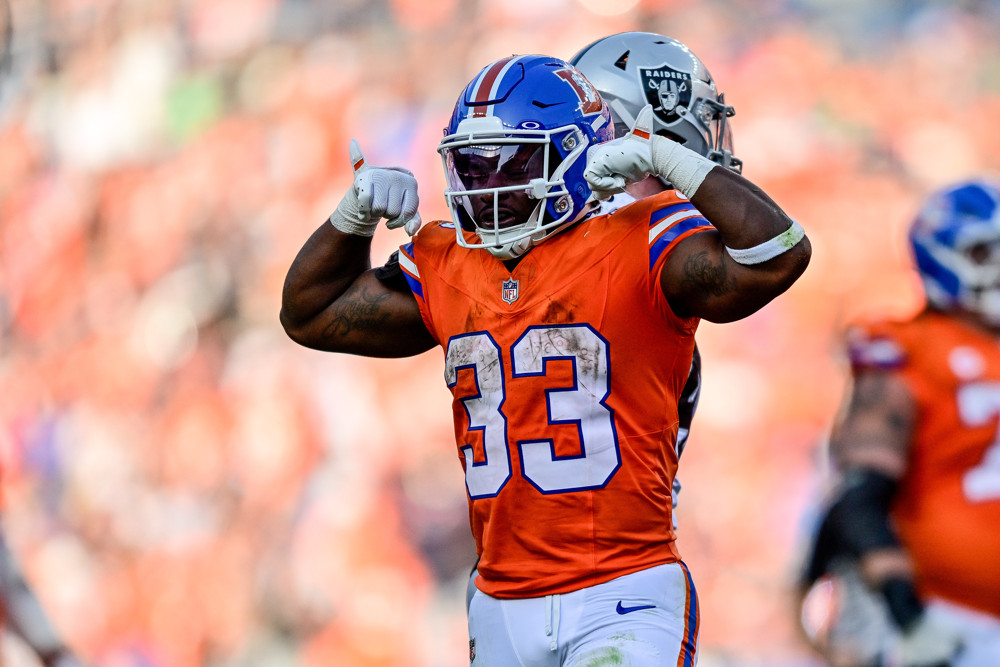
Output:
(1, 0), (1000, 665)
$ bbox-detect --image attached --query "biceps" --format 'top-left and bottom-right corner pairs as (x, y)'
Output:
(298, 271), (435, 357)
(660, 230), (810, 322)
(658, 232), (741, 320)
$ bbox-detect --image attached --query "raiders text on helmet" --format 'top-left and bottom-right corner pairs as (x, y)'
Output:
(570, 32), (741, 172)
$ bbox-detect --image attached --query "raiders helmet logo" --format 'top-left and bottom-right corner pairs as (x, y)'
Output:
(638, 64), (692, 125)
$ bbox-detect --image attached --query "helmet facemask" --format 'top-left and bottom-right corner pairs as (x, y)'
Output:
(439, 117), (589, 260)
(920, 237), (1000, 325)
(693, 94), (740, 172)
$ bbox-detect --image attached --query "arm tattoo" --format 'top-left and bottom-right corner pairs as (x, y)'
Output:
(323, 283), (392, 339)
(681, 250), (738, 297)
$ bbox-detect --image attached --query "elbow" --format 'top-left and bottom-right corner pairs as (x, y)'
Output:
(280, 308), (344, 353)
(767, 237), (812, 299)
(786, 234), (812, 282)
(768, 232), (812, 288)
(279, 308), (310, 347)
(704, 235), (812, 324)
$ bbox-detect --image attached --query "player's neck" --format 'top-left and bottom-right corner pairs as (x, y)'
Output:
(503, 256), (527, 272)
(625, 175), (668, 199)
(498, 208), (594, 273)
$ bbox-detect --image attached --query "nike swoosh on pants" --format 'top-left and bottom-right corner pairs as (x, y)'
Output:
(616, 601), (657, 615)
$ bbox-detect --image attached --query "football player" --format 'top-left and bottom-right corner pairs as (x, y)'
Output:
(799, 180), (1000, 666)
(282, 54), (809, 665)
(570, 31), (741, 516)
(459, 32), (721, 615)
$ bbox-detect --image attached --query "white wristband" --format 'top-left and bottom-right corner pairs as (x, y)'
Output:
(725, 220), (805, 265)
(328, 188), (377, 237)
(650, 136), (717, 198)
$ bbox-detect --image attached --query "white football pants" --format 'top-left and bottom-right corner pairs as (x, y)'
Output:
(467, 561), (699, 667)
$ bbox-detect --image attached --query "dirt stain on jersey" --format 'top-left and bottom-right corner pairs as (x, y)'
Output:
(542, 299), (575, 324)
(518, 326), (605, 394)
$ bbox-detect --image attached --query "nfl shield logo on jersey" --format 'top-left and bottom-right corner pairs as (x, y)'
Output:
(469, 638), (476, 663)
(501, 278), (519, 304)
(639, 64), (692, 126)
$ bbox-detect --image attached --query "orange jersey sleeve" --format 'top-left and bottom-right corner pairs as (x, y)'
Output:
(847, 311), (1000, 617)
(399, 191), (712, 597)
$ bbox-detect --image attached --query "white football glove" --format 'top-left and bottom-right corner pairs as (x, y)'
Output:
(329, 139), (422, 237)
(584, 104), (716, 200)
(894, 612), (964, 667)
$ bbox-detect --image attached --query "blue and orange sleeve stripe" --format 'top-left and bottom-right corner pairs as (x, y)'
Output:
(398, 242), (424, 303)
(648, 201), (713, 271)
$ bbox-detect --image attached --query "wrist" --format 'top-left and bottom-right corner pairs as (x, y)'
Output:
(329, 189), (377, 237)
(650, 136), (716, 198)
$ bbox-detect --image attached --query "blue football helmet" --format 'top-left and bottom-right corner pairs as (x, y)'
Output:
(438, 55), (614, 260)
(910, 180), (1000, 323)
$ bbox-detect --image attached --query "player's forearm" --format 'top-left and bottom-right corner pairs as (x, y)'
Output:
(689, 167), (797, 250)
(688, 168), (811, 312)
(280, 221), (373, 340)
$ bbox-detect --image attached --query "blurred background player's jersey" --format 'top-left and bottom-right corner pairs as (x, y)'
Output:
(399, 191), (710, 597)
(847, 311), (1000, 617)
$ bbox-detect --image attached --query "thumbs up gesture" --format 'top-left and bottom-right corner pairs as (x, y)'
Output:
(583, 105), (659, 200)
(584, 104), (717, 200)
(329, 140), (423, 237)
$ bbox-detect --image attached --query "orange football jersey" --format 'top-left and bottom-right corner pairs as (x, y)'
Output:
(398, 190), (711, 597)
(847, 310), (1000, 618)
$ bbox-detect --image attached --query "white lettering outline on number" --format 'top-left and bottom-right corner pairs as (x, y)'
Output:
(445, 332), (512, 499)
(445, 325), (621, 498)
(511, 324), (621, 494)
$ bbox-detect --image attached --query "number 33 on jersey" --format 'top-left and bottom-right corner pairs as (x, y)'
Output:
(397, 190), (711, 599)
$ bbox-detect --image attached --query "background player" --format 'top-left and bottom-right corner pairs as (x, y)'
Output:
(281, 54), (809, 665)
(799, 180), (1000, 666)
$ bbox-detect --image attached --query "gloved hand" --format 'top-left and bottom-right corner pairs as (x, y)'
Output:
(584, 104), (716, 200)
(329, 139), (422, 237)
(894, 611), (964, 667)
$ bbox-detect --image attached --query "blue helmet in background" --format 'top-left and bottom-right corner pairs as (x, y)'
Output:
(438, 55), (614, 260)
(910, 180), (1000, 322)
